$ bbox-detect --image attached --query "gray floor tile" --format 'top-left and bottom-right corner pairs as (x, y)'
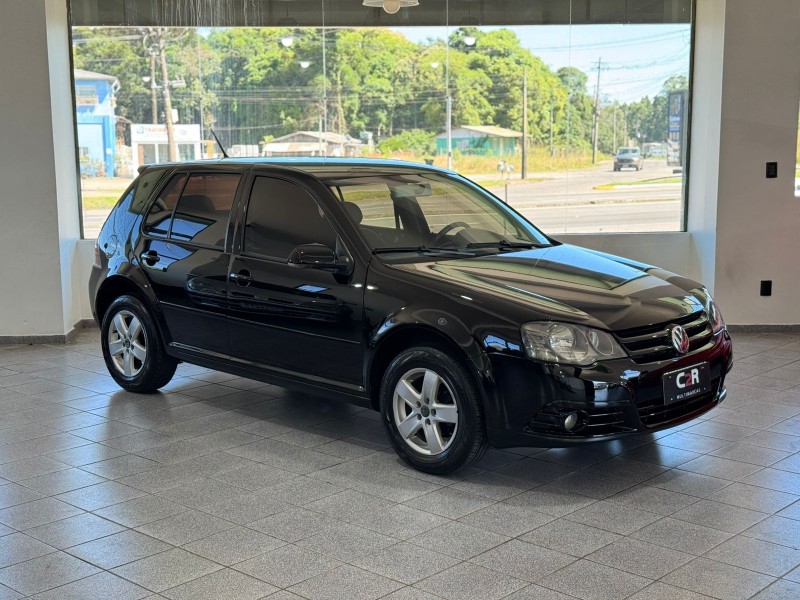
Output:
(29, 571), (151, 600)
(135, 509), (234, 546)
(567, 500), (661, 535)
(663, 557), (775, 600)
(67, 529), (173, 569)
(742, 515), (800, 548)
(182, 526), (284, 565)
(404, 487), (495, 519)
(55, 480), (146, 511)
(709, 442), (792, 467)
(248, 507), (336, 542)
(750, 580), (800, 600)
(458, 501), (555, 537)
(648, 469), (731, 497)
(289, 564), (404, 600)
(538, 559), (652, 600)
(606, 484), (699, 516)
(587, 537), (694, 579)
(352, 541), (459, 584)
(631, 517), (733, 555)
(416, 562), (527, 600)
(626, 581), (723, 600)
(470, 539), (575, 582)
(408, 521), (509, 560)
(706, 482), (799, 513)
(235, 544), (341, 588)
(111, 548), (221, 593)
(503, 585), (578, 600)
(0, 498), (84, 530)
(705, 535), (800, 577)
(0, 533), (55, 568)
(503, 485), (595, 517)
(672, 498), (769, 533)
(24, 512), (125, 549)
(520, 519), (621, 557)
(0, 483), (43, 510)
(80, 454), (160, 479)
(94, 494), (189, 528)
(296, 522), (396, 559)
(161, 568), (277, 600)
(0, 551), (100, 596)
(0, 583), (22, 600)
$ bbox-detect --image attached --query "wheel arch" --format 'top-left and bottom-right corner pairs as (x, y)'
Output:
(365, 323), (490, 411)
(94, 275), (172, 346)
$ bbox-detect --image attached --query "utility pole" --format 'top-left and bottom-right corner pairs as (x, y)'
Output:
(549, 103), (555, 157)
(612, 104), (617, 154)
(591, 57), (602, 165)
(157, 28), (178, 161)
(149, 54), (158, 125)
(197, 43), (204, 149)
(521, 68), (528, 179)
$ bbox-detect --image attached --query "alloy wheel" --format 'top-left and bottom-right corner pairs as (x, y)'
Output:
(107, 310), (147, 377)
(392, 367), (459, 455)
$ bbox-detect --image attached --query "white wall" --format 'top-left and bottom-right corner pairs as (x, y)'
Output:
(0, 0), (81, 339)
(8, 0), (800, 338)
(711, 0), (800, 325)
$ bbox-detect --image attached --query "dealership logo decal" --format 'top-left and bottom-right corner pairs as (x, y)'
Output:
(670, 325), (690, 354)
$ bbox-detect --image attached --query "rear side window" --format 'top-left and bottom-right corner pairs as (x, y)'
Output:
(144, 173), (185, 237)
(244, 176), (337, 260)
(143, 172), (241, 248)
(171, 174), (241, 248)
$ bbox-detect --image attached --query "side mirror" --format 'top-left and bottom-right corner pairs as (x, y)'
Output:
(287, 243), (353, 275)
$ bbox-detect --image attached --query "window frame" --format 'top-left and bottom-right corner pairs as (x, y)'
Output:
(238, 173), (343, 264)
(139, 167), (245, 252)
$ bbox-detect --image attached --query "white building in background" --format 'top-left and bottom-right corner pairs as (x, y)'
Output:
(262, 131), (363, 157)
(130, 123), (202, 171)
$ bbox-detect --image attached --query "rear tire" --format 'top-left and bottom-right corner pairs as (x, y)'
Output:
(380, 346), (488, 474)
(101, 295), (177, 393)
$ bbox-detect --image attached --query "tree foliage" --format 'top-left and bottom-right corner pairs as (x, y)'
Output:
(72, 26), (683, 153)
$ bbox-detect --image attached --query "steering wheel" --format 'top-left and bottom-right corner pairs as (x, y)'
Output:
(431, 221), (471, 246)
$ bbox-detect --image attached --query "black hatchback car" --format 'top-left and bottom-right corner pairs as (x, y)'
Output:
(90, 158), (732, 474)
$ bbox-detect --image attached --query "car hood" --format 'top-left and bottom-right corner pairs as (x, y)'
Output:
(390, 244), (705, 331)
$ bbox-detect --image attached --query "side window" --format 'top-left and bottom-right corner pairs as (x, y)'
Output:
(244, 176), (337, 260)
(143, 173), (185, 237)
(170, 173), (241, 248)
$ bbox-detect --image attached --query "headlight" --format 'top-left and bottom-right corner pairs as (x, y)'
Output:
(693, 288), (726, 334)
(708, 298), (726, 333)
(521, 322), (627, 366)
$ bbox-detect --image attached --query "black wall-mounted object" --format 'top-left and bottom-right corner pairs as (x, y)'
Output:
(766, 162), (778, 179)
(760, 280), (773, 296)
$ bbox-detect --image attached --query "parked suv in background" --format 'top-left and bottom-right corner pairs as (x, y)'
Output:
(614, 146), (644, 171)
(90, 158), (732, 474)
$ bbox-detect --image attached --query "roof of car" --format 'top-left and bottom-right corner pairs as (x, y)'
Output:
(141, 157), (455, 176)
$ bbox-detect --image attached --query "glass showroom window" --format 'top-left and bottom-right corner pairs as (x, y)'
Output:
(70, 0), (692, 238)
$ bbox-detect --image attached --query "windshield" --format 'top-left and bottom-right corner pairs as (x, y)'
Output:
(325, 172), (550, 256)
(617, 148), (640, 156)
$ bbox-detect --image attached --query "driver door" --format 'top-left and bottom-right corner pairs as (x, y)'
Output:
(227, 172), (365, 386)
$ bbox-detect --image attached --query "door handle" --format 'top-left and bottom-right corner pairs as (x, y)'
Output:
(140, 250), (160, 266)
(229, 269), (253, 286)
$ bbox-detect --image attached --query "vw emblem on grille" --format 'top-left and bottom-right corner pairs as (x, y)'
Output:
(670, 325), (690, 354)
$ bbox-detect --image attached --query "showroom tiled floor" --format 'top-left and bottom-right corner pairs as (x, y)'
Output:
(0, 330), (799, 599)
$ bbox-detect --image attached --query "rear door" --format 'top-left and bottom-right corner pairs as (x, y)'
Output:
(227, 170), (366, 387)
(137, 168), (244, 356)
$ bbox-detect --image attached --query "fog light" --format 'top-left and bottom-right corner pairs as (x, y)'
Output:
(563, 412), (580, 431)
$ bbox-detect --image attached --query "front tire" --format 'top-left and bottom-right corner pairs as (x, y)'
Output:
(101, 295), (177, 393)
(380, 346), (488, 474)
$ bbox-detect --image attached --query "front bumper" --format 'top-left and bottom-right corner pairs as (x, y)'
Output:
(483, 330), (733, 448)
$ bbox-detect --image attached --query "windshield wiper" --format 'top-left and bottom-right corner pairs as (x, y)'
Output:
(372, 246), (475, 256)
(466, 240), (548, 250)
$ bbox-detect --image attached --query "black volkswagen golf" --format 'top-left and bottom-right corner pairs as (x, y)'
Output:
(90, 158), (733, 474)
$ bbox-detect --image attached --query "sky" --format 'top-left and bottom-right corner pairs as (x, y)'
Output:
(394, 24), (692, 104)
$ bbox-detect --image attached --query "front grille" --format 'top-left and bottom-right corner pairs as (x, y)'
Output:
(615, 311), (713, 364)
(638, 378), (721, 428)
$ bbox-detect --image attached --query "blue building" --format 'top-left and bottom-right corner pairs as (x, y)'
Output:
(74, 68), (119, 177)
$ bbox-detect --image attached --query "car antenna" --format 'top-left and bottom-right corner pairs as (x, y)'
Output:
(210, 129), (229, 159)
